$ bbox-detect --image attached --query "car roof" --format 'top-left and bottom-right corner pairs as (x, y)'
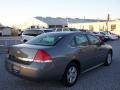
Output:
(25, 28), (54, 31)
(47, 31), (89, 35)
(42, 29), (54, 31)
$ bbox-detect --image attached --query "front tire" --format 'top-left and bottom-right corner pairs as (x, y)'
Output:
(62, 63), (79, 87)
(104, 52), (112, 66)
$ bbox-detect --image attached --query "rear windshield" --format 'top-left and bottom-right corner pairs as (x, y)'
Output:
(26, 33), (64, 46)
(23, 30), (43, 36)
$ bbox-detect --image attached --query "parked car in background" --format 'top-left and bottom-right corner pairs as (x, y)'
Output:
(105, 31), (120, 39)
(92, 32), (109, 42)
(100, 31), (119, 40)
(21, 29), (54, 42)
(6, 32), (113, 86)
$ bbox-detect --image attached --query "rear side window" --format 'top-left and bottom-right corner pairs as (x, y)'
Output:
(74, 34), (88, 46)
(26, 33), (64, 46)
(87, 34), (100, 45)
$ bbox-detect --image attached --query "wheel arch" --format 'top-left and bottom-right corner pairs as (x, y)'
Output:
(66, 59), (81, 74)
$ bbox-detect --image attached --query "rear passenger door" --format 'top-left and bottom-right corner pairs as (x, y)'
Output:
(74, 34), (96, 71)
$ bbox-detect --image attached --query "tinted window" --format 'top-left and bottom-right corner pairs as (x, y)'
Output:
(44, 30), (54, 33)
(63, 28), (70, 31)
(23, 30), (43, 36)
(26, 33), (64, 46)
(56, 29), (62, 31)
(100, 32), (107, 35)
(69, 28), (78, 31)
(70, 38), (76, 46)
(87, 35), (100, 45)
(93, 32), (98, 34)
(75, 34), (88, 46)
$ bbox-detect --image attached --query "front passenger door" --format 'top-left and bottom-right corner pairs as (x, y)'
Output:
(87, 34), (105, 65)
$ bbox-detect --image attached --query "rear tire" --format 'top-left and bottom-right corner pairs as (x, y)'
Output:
(62, 63), (79, 87)
(104, 52), (112, 66)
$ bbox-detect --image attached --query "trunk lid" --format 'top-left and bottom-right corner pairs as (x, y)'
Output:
(8, 44), (52, 64)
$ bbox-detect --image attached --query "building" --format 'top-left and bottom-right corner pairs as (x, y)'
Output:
(68, 19), (120, 35)
(0, 26), (12, 36)
(17, 17), (104, 30)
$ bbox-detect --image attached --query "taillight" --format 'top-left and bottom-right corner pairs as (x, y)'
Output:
(34, 50), (52, 63)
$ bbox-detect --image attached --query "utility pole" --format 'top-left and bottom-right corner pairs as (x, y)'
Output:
(105, 14), (110, 31)
(66, 18), (69, 28)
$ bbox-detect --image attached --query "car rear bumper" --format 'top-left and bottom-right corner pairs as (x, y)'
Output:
(5, 59), (62, 81)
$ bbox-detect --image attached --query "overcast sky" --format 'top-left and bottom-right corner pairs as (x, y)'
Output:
(0, 0), (119, 26)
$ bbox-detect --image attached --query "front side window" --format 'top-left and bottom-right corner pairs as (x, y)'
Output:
(75, 34), (88, 46)
(87, 35), (100, 45)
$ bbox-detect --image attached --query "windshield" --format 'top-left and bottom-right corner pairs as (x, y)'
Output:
(26, 33), (64, 46)
(23, 30), (43, 36)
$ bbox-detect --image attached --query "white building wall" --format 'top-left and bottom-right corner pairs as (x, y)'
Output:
(109, 20), (120, 35)
(68, 20), (120, 35)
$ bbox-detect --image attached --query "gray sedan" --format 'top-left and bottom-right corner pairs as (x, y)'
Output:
(5, 32), (113, 86)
